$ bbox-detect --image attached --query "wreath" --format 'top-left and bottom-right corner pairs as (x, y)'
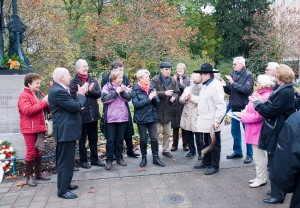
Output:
(0, 140), (15, 173)
(1, 54), (25, 70)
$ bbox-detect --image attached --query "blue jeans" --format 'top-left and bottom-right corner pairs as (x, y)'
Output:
(231, 118), (253, 157)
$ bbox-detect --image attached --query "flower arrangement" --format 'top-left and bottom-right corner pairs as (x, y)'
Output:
(1, 54), (24, 70)
(0, 140), (15, 173)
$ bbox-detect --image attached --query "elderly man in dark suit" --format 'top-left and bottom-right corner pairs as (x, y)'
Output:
(49, 67), (88, 199)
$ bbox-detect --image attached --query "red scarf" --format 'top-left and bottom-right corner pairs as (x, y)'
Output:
(138, 82), (150, 95)
(77, 72), (88, 84)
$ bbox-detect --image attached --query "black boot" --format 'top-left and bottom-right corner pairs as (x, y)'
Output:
(140, 142), (147, 167)
(25, 160), (37, 187)
(151, 141), (165, 167)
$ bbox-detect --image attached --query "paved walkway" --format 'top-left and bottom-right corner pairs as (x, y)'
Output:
(0, 125), (292, 207)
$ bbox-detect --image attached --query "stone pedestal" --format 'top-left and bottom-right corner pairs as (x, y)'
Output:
(0, 73), (27, 159)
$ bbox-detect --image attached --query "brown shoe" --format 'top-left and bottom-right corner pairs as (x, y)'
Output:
(26, 176), (37, 187)
(105, 162), (112, 170)
(117, 159), (127, 166)
(171, 146), (178, 151)
(25, 160), (37, 187)
(183, 146), (189, 151)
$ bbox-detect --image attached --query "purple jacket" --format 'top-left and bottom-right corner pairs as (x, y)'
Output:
(101, 82), (131, 123)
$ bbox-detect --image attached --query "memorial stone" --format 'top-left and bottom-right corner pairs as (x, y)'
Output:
(0, 74), (26, 158)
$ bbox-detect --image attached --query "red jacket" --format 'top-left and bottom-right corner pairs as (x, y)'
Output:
(18, 88), (49, 134)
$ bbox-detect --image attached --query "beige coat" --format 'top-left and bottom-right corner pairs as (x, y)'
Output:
(196, 78), (226, 133)
(179, 84), (201, 132)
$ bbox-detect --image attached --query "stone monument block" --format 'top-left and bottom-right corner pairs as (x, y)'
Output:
(0, 74), (26, 158)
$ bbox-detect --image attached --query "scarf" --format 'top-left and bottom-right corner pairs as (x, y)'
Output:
(138, 82), (150, 95)
(232, 67), (245, 81)
(159, 73), (172, 87)
(77, 72), (88, 84)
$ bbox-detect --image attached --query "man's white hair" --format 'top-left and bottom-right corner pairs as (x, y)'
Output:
(233, 56), (246, 66)
(267, 62), (279, 71)
(257, 74), (276, 88)
(75, 59), (87, 71)
(53, 67), (68, 82)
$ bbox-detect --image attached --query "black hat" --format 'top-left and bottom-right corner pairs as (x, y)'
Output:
(159, 62), (172, 68)
(194, 63), (219, 73)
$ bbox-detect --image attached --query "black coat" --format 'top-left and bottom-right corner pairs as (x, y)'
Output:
(224, 68), (254, 111)
(254, 83), (295, 154)
(70, 74), (101, 123)
(271, 110), (300, 208)
(151, 74), (180, 123)
(131, 83), (160, 124)
(171, 74), (190, 128)
(48, 82), (86, 142)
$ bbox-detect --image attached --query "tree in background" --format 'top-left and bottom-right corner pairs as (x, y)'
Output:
(83, 0), (196, 80)
(245, 8), (300, 74)
(2, 0), (79, 86)
(168, 0), (222, 62)
(214, 0), (270, 63)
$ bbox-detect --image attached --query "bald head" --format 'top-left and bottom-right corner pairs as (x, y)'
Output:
(53, 67), (71, 87)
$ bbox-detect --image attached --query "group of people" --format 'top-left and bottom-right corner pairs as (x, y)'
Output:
(17, 57), (300, 207)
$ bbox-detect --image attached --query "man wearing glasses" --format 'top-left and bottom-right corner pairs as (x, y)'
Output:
(223, 56), (254, 164)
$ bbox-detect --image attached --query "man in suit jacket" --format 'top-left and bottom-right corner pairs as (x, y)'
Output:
(48, 67), (88, 199)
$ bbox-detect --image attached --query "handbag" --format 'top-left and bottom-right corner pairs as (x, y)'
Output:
(45, 115), (53, 137)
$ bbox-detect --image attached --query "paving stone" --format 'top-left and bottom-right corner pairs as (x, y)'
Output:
(14, 195), (34, 207)
(28, 201), (47, 208)
(61, 198), (79, 207)
(44, 202), (62, 208)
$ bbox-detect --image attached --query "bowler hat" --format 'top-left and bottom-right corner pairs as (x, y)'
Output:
(194, 63), (219, 73)
(159, 62), (172, 68)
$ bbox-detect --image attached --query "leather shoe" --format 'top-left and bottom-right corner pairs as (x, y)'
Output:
(249, 178), (257, 183)
(183, 146), (189, 151)
(171, 146), (177, 151)
(58, 191), (77, 199)
(249, 180), (267, 188)
(91, 161), (105, 167)
(68, 185), (78, 190)
(226, 153), (243, 159)
(105, 162), (112, 170)
(162, 152), (173, 158)
(186, 152), (196, 157)
(194, 163), (207, 170)
(80, 162), (91, 169)
(127, 150), (140, 158)
(244, 156), (253, 164)
(205, 167), (219, 175)
(263, 197), (284, 204)
(117, 159), (127, 166)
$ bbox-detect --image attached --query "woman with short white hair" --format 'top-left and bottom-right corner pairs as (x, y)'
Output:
(234, 74), (275, 188)
(132, 69), (165, 167)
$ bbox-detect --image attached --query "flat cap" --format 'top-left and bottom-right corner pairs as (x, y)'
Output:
(159, 62), (172, 68)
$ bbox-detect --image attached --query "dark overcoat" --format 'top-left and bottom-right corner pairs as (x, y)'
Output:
(151, 74), (180, 124)
(48, 82), (86, 142)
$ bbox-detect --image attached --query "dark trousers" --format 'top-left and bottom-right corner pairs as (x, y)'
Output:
(186, 131), (203, 155)
(137, 122), (157, 155)
(172, 128), (188, 148)
(106, 122), (127, 162)
(268, 154), (285, 199)
(201, 131), (221, 169)
(79, 121), (99, 164)
(114, 122), (134, 153)
(56, 141), (76, 195)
